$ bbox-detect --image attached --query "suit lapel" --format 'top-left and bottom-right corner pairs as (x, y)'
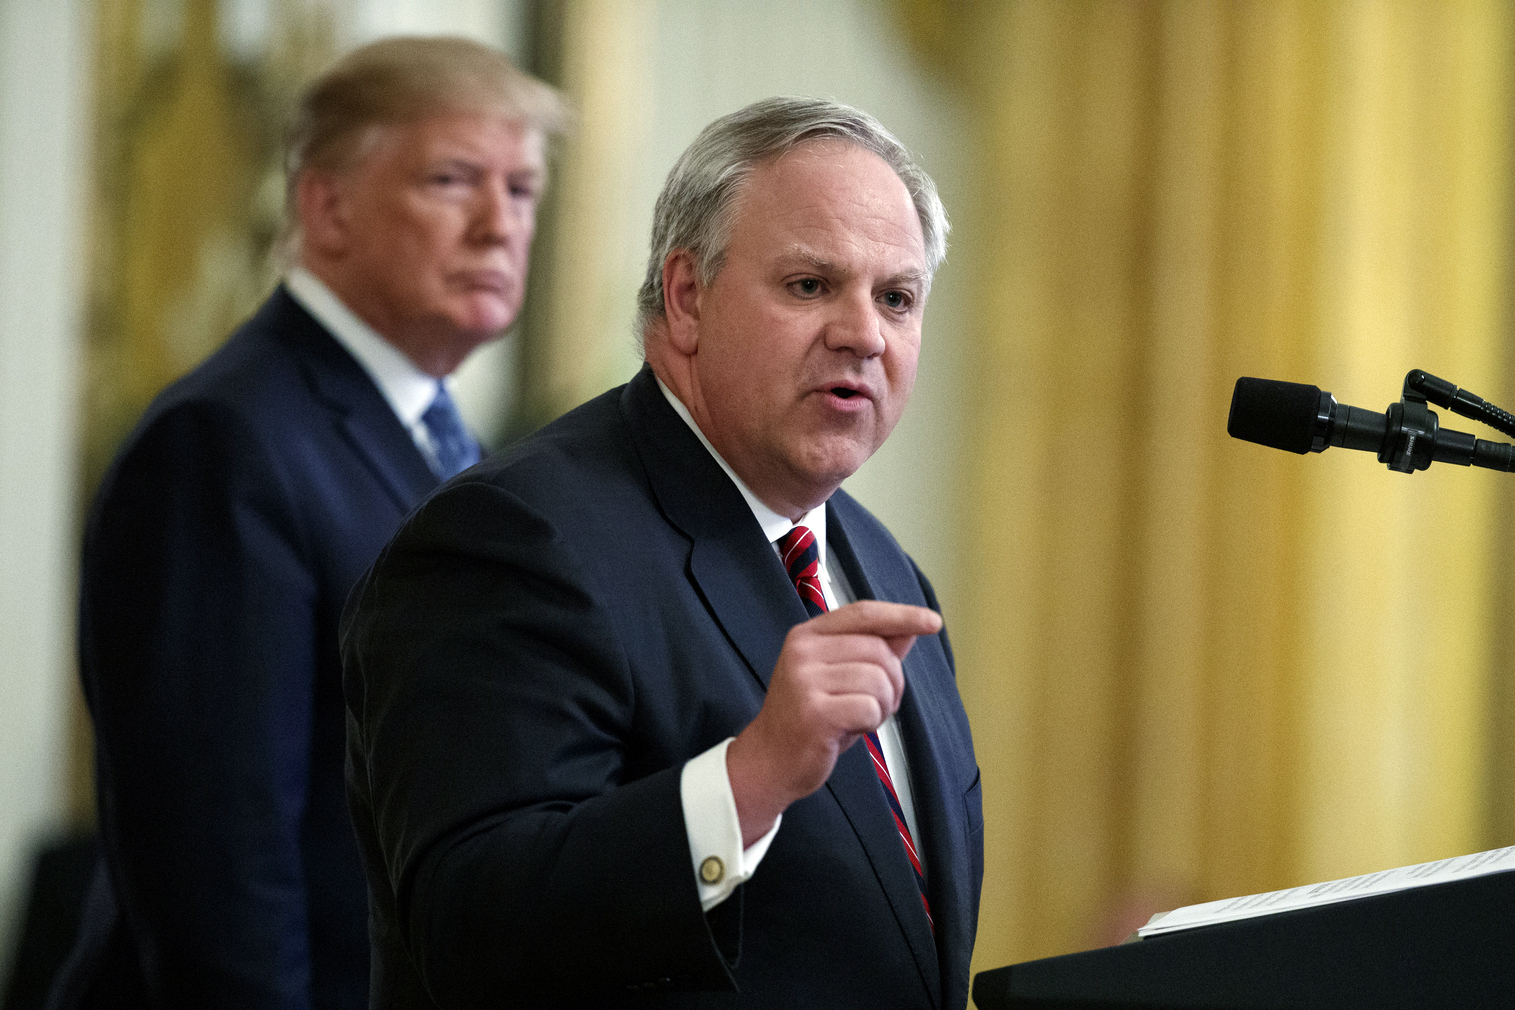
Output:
(621, 366), (803, 689)
(828, 502), (945, 1010)
(892, 630), (977, 1004)
(264, 287), (439, 511)
(833, 495), (980, 1010)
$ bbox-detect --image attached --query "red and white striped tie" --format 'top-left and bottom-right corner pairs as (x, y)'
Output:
(776, 526), (933, 932)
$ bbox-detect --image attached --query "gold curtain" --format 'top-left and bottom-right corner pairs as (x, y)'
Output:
(514, 0), (652, 431)
(944, 0), (1515, 972)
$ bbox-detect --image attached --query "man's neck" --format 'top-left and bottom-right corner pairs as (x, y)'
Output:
(296, 258), (465, 377)
(285, 267), (441, 429)
(653, 374), (828, 543)
(646, 358), (832, 521)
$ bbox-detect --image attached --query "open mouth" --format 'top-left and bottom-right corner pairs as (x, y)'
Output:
(831, 387), (859, 399)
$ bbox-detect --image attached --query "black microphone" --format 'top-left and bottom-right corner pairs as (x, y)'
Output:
(1228, 376), (1515, 473)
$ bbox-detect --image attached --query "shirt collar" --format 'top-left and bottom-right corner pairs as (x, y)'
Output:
(655, 376), (827, 553)
(285, 266), (443, 427)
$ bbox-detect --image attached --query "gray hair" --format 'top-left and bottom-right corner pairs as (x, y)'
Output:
(634, 96), (948, 341)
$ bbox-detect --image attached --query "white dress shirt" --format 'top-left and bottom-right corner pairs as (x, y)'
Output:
(285, 267), (456, 473)
(657, 379), (923, 911)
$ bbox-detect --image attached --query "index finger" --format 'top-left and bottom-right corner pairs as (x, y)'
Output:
(808, 599), (943, 642)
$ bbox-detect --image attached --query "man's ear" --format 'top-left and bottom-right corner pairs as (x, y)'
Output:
(662, 249), (703, 355)
(296, 170), (348, 257)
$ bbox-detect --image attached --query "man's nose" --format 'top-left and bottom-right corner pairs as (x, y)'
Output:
(823, 291), (888, 358)
(471, 180), (527, 245)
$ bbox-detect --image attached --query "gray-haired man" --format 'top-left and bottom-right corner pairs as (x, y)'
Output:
(344, 97), (982, 1009)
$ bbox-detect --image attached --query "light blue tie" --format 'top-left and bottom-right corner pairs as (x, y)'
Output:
(421, 383), (480, 479)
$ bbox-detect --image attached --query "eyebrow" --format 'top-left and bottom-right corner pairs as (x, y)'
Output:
(421, 157), (483, 175)
(775, 249), (928, 289)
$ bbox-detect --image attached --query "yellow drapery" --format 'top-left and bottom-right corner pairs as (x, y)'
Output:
(514, 0), (653, 430)
(936, 0), (1515, 971)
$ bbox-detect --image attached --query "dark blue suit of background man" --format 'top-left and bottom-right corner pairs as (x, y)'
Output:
(343, 98), (984, 1009)
(51, 37), (566, 1010)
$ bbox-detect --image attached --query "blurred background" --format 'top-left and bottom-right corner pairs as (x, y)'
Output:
(3, 0), (1514, 996)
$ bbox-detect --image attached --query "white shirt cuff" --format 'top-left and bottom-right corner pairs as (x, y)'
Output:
(680, 737), (781, 911)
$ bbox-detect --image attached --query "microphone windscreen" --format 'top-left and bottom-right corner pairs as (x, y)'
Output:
(1228, 377), (1320, 454)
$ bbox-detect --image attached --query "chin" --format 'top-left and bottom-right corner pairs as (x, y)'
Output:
(793, 452), (871, 498)
(810, 433), (879, 475)
(451, 302), (518, 339)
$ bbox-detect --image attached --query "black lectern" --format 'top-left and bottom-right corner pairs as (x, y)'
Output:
(973, 868), (1515, 1009)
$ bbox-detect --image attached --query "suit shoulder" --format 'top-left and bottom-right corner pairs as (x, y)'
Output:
(476, 385), (641, 505)
(150, 298), (327, 418)
(95, 296), (347, 508)
(385, 383), (654, 583)
(115, 290), (373, 481)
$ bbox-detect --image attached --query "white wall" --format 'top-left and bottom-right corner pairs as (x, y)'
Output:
(0, 0), (90, 968)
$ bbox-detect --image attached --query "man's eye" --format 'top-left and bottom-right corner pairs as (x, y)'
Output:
(881, 290), (913, 310)
(791, 278), (823, 296)
(427, 166), (482, 188)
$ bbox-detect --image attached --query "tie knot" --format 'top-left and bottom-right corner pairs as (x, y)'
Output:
(778, 523), (814, 556)
(422, 383), (480, 479)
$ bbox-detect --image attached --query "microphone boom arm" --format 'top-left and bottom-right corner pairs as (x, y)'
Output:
(1403, 369), (1515, 440)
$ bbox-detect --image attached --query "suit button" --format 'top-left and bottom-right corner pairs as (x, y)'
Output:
(699, 856), (725, 884)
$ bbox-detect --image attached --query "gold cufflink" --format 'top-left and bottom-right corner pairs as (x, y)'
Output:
(699, 856), (724, 884)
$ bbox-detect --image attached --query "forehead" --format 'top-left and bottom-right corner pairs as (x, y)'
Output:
(359, 112), (546, 171)
(724, 140), (925, 270)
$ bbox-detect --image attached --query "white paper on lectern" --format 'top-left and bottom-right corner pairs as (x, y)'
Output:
(1137, 844), (1515, 938)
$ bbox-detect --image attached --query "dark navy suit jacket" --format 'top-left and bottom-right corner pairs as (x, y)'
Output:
(55, 288), (440, 1009)
(342, 364), (983, 1009)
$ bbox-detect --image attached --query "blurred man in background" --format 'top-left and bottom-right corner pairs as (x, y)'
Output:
(49, 36), (566, 1010)
(343, 97), (982, 1008)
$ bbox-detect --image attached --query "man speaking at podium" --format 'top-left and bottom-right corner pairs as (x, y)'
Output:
(342, 97), (983, 1008)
